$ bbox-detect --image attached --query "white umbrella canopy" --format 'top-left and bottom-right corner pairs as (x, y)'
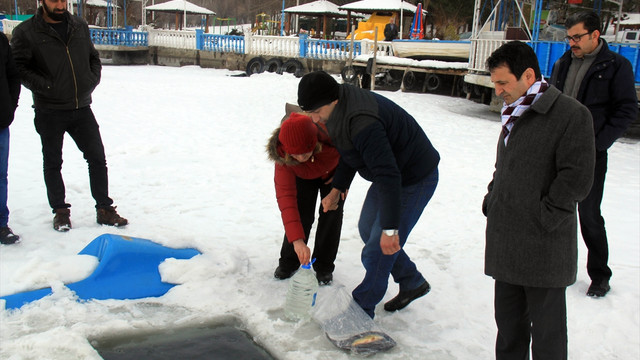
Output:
(339, 0), (418, 13)
(85, 0), (119, 8)
(145, 0), (215, 15)
(283, 0), (363, 38)
(284, 0), (347, 16)
(145, 0), (215, 30)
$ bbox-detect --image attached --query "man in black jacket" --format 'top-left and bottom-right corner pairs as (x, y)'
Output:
(384, 17), (399, 42)
(298, 71), (440, 318)
(550, 11), (638, 298)
(0, 32), (21, 244)
(11, 0), (127, 231)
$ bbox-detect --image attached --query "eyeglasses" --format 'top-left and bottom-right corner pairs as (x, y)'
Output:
(564, 31), (592, 43)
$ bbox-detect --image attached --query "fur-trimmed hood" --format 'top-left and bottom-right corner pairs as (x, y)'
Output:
(266, 125), (324, 166)
(267, 103), (326, 166)
(266, 126), (298, 166)
(268, 103), (304, 166)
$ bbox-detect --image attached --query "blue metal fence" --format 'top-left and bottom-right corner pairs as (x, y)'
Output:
(530, 41), (640, 84)
(529, 41), (570, 78)
(90, 28), (148, 47)
(195, 30), (244, 54)
(610, 43), (640, 84)
(88, 27), (360, 60)
(303, 36), (362, 60)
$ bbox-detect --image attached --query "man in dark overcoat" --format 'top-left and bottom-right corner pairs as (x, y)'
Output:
(483, 41), (595, 360)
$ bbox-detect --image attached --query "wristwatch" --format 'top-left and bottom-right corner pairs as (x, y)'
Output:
(383, 229), (398, 236)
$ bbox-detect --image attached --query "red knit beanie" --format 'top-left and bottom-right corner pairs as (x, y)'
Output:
(279, 113), (318, 155)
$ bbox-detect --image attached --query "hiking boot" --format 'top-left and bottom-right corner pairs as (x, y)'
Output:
(96, 206), (128, 227)
(587, 279), (611, 297)
(274, 266), (296, 280)
(0, 226), (20, 245)
(316, 272), (333, 286)
(384, 280), (431, 312)
(53, 208), (71, 232)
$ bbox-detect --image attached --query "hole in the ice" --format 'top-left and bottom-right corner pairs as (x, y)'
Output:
(91, 317), (275, 360)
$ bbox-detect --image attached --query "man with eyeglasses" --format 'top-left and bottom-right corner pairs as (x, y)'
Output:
(550, 11), (638, 298)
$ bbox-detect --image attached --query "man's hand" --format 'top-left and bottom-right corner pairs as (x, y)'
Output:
(321, 188), (346, 212)
(321, 188), (341, 212)
(293, 239), (311, 265)
(380, 232), (401, 255)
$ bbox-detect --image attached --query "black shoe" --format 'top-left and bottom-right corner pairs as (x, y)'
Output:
(587, 279), (610, 297)
(274, 266), (296, 280)
(0, 226), (20, 245)
(384, 281), (431, 312)
(316, 272), (333, 286)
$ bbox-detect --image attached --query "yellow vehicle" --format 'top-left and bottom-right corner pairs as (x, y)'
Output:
(347, 12), (395, 41)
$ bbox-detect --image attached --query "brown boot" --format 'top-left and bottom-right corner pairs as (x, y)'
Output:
(97, 206), (128, 227)
(53, 208), (71, 232)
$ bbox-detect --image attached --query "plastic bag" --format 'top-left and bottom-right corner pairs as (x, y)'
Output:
(312, 284), (396, 356)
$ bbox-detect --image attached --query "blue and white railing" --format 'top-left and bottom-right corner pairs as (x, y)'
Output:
(196, 30), (244, 54)
(90, 27), (148, 47)
(1, 19), (390, 61)
(303, 37), (364, 60)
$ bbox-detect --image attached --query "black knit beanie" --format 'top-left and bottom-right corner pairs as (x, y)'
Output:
(297, 71), (339, 112)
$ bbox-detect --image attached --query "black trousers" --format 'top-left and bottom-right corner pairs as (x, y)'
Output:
(34, 107), (113, 210)
(578, 150), (611, 282)
(494, 281), (567, 360)
(278, 176), (343, 274)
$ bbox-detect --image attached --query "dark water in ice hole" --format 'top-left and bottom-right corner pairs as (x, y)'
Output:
(93, 324), (275, 360)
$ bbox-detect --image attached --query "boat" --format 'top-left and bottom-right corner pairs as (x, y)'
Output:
(391, 39), (470, 61)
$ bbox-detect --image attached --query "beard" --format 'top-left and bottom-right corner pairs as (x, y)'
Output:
(43, 2), (68, 22)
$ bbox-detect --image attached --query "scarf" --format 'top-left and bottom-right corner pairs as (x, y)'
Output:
(501, 79), (549, 145)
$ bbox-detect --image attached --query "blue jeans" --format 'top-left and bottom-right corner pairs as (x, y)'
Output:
(353, 168), (438, 318)
(0, 127), (8, 227)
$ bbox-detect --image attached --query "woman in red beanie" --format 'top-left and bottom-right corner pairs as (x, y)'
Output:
(267, 111), (344, 285)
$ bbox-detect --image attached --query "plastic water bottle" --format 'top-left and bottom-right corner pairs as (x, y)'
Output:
(284, 261), (319, 321)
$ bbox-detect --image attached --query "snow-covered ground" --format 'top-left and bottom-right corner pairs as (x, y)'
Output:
(0, 65), (638, 359)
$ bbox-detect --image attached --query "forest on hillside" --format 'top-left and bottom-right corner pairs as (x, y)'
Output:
(0, 0), (637, 39)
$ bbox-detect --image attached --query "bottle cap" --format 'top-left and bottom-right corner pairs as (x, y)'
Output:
(301, 258), (316, 269)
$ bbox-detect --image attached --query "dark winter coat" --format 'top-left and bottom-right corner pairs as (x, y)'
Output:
(549, 39), (638, 151)
(267, 117), (340, 243)
(11, 7), (101, 110)
(327, 84), (440, 230)
(483, 86), (595, 288)
(0, 32), (20, 129)
(384, 23), (398, 41)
